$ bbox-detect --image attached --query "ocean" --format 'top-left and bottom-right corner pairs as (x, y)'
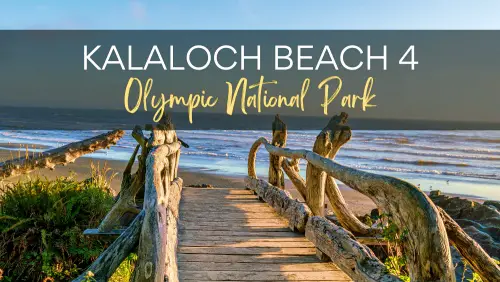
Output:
(0, 129), (499, 200)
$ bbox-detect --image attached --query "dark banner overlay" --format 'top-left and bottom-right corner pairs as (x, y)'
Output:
(0, 31), (499, 129)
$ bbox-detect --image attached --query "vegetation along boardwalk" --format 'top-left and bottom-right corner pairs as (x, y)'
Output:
(177, 186), (351, 281)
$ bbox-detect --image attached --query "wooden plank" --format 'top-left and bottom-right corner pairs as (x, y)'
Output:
(179, 235), (309, 242)
(178, 254), (320, 263)
(179, 226), (293, 232)
(178, 246), (316, 255)
(180, 208), (277, 213)
(179, 270), (348, 281)
(180, 212), (279, 217)
(179, 219), (288, 225)
(180, 204), (272, 208)
(181, 222), (287, 228)
(178, 262), (338, 271)
(179, 240), (315, 248)
(180, 214), (282, 220)
(181, 194), (258, 199)
(181, 198), (260, 202)
(182, 187), (247, 191)
(178, 230), (304, 237)
(181, 198), (264, 202)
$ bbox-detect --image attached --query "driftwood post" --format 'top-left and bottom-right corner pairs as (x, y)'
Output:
(268, 115), (287, 189)
(132, 116), (181, 282)
(74, 114), (186, 281)
(305, 113), (353, 216)
(320, 114), (378, 236)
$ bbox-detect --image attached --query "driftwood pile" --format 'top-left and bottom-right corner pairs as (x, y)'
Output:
(246, 113), (500, 282)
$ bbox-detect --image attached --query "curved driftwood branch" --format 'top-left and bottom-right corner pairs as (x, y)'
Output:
(0, 129), (124, 178)
(247, 139), (263, 179)
(99, 137), (149, 232)
(281, 159), (308, 200)
(252, 138), (455, 281)
(269, 115), (287, 189)
(306, 216), (402, 281)
(438, 207), (500, 282)
(124, 144), (140, 179)
(73, 210), (145, 282)
(249, 136), (309, 200)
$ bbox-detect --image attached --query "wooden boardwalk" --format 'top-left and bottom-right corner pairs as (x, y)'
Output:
(177, 187), (351, 281)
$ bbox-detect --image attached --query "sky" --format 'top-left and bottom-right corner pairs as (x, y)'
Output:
(2, 0), (500, 30)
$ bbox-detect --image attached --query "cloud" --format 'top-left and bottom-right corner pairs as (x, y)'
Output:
(130, 1), (147, 20)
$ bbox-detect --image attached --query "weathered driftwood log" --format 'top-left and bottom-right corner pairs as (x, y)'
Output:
(73, 210), (145, 282)
(120, 144), (140, 191)
(245, 176), (312, 232)
(98, 127), (149, 232)
(269, 115), (287, 189)
(0, 129), (124, 178)
(306, 216), (402, 281)
(305, 114), (350, 215)
(253, 138), (455, 281)
(248, 137), (308, 200)
(132, 117), (182, 282)
(314, 114), (375, 234)
(281, 114), (378, 236)
(281, 159), (308, 200)
(438, 207), (500, 282)
(165, 177), (183, 282)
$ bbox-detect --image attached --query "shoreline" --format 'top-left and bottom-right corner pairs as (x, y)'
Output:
(1, 146), (489, 216)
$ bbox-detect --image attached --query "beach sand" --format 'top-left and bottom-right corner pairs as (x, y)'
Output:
(0, 145), (378, 216)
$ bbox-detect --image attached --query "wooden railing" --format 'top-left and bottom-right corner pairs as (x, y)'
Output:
(245, 114), (500, 282)
(75, 116), (184, 282)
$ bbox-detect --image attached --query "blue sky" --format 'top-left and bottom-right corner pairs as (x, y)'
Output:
(2, 0), (500, 29)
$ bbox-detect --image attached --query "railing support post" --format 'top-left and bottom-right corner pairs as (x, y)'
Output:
(269, 115), (287, 189)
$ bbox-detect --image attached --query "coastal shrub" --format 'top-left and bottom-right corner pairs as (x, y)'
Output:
(376, 213), (410, 282)
(0, 167), (116, 281)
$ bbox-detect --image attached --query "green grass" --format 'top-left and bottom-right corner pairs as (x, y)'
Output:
(109, 253), (138, 282)
(0, 165), (118, 281)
